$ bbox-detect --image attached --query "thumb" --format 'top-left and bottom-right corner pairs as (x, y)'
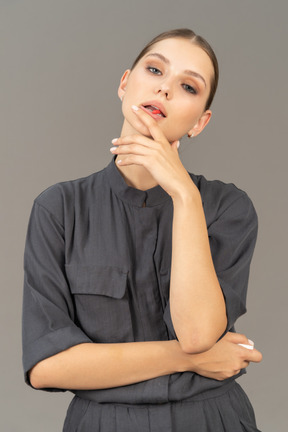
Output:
(225, 332), (252, 346)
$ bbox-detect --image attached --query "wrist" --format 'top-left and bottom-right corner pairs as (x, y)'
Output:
(171, 183), (201, 207)
(169, 340), (198, 373)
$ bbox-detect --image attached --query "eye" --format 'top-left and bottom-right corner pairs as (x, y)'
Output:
(182, 84), (197, 95)
(147, 66), (162, 75)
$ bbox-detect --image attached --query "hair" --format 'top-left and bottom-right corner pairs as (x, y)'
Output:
(131, 29), (219, 111)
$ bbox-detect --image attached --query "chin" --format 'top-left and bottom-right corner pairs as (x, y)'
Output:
(129, 118), (152, 138)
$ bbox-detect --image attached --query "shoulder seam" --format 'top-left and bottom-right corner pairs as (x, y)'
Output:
(34, 200), (64, 229)
(216, 192), (251, 221)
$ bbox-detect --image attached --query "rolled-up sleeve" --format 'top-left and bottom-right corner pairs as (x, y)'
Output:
(208, 193), (258, 332)
(22, 199), (92, 391)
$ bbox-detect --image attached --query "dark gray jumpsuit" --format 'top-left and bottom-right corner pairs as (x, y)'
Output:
(22, 156), (261, 431)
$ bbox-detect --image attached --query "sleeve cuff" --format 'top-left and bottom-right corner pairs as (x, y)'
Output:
(23, 325), (92, 391)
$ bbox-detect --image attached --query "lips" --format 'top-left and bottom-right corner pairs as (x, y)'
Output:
(141, 101), (167, 118)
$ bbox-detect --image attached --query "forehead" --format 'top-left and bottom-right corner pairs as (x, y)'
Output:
(144, 38), (214, 82)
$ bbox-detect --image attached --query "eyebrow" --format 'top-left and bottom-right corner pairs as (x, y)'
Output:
(144, 52), (207, 87)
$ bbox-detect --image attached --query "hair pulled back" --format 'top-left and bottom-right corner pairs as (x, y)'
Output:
(131, 29), (219, 111)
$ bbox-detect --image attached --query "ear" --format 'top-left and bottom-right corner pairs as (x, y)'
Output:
(118, 69), (131, 100)
(188, 110), (212, 137)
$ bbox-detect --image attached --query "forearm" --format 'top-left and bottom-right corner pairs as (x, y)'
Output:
(29, 340), (185, 390)
(170, 187), (227, 353)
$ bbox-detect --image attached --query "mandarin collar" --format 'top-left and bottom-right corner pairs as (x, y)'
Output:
(104, 156), (171, 208)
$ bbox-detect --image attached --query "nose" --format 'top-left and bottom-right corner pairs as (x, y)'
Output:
(156, 88), (168, 98)
(154, 80), (172, 99)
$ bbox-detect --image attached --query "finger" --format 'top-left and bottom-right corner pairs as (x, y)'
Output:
(238, 346), (263, 363)
(238, 343), (254, 350)
(116, 154), (149, 167)
(236, 361), (249, 372)
(249, 348), (263, 363)
(112, 135), (158, 149)
(131, 105), (169, 145)
(110, 143), (152, 157)
(225, 332), (250, 345)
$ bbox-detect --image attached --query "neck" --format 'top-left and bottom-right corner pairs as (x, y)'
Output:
(114, 121), (158, 191)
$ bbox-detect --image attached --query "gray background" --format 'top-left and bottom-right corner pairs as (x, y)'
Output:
(1, 0), (287, 430)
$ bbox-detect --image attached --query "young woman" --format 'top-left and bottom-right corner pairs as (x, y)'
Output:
(22, 29), (262, 431)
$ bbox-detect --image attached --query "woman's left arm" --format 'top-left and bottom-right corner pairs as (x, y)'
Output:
(112, 107), (245, 354)
(169, 185), (227, 353)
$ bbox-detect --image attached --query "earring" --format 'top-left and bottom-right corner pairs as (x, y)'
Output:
(188, 132), (194, 138)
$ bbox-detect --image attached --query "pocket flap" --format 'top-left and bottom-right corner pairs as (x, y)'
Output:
(66, 265), (129, 299)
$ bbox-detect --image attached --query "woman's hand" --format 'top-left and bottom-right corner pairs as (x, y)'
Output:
(183, 332), (263, 381)
(110, 105), (196, 200)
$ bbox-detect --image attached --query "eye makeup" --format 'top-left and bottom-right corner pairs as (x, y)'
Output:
(143, 57), (202, 96)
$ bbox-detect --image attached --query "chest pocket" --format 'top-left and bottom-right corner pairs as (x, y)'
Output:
(65, 264), (134, 343)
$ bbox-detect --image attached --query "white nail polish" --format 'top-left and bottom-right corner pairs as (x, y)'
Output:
(177, 141), (180, 149)
(131, 105), (139, 111)
(238, 343), (254, 350)
(117, 159), (122, 164)
(110, 147), (117, 152)
(248, 339), (254, 347)
(111, 138), (118, 144)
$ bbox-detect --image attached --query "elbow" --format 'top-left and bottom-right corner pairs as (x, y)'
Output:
(179, 338), (215, 354)
(178, 317), (227, 354)
(177, 327), (223, 354)
(29, 369), (42, 390)
(29, 364), (44, 389)
(29, 359), (51, 389)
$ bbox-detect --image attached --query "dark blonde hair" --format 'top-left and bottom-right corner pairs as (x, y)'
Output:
(131, 29), (219, 110)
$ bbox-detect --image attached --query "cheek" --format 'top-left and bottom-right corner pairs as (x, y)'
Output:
(162, 113), (196, 141)
(169, 111), (195, 132)
(124, 73), (146, 96)
(173, 100), (204, 127)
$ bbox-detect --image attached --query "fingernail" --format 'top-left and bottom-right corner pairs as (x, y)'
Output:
(131, 105), (139, 111)
(117, 159), (122, 164)
(238, 343), (254, 350)
(110, 147), (117, 152)
(248, 339), (254, 347)
(177, 141), (180, 149)
(111, 138), (118, 144)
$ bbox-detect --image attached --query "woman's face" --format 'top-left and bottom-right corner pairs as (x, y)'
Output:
(118, 38), (214, 142)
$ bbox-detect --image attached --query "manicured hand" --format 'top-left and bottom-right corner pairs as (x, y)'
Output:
(110, 105), (196, 200)
(185, 332), (263, 381)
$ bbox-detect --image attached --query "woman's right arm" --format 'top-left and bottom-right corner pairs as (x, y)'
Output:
(29, 332), (262, 390)
(24, 196), (261, 391)
(29, 340), (182, 390)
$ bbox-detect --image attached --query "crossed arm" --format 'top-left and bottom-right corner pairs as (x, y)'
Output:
(29, 333), (262, 390)
(28, 106), (262, 390)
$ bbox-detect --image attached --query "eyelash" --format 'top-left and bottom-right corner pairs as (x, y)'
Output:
(182, 84), (197, 95)
(146, 66), (197, 95)
(147, 66), (161, 75)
